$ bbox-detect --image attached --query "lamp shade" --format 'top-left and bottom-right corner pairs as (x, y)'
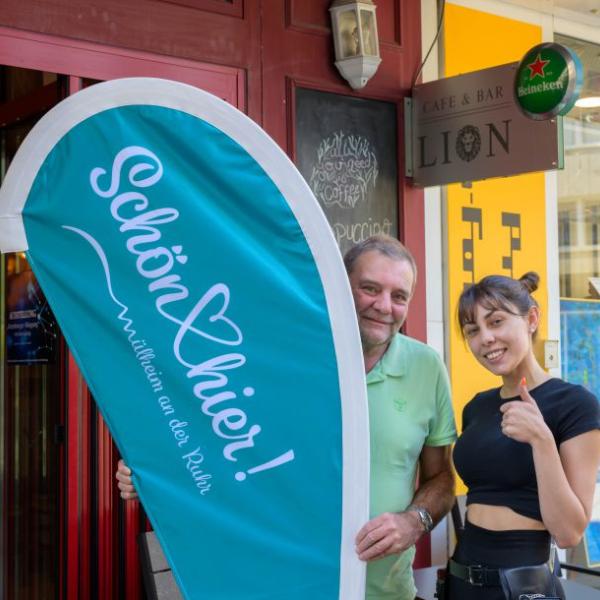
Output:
(330, 0), (382, 90)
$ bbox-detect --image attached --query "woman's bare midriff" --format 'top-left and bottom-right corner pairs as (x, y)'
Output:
(467, 504), (547, 531)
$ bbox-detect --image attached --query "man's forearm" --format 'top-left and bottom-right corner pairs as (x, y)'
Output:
(409, 469), (455, 526)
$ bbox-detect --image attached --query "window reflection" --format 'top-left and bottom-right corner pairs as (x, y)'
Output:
(557, 35), (600, 300)
(556, 34), (600, 588)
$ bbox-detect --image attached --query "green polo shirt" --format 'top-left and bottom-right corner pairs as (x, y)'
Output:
(365, 334), (456, 600)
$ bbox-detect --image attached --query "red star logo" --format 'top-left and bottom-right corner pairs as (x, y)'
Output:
(527, 53), (550, 80)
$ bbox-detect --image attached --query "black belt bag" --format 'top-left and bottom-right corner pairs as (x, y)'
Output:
(499, 563), (564, 600)
(449, 556), (565, 600)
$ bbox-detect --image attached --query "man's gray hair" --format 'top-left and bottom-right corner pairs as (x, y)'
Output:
(343, 235), (417, 282)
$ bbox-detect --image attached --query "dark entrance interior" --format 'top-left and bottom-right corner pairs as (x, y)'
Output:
(0, 65), (65, 600)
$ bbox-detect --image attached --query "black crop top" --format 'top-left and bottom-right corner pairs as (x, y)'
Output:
(453, 378), (600, 522)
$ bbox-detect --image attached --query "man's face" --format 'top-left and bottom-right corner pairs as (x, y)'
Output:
(348, 251), (415, 351)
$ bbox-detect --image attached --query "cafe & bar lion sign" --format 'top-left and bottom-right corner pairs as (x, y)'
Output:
(407, 43), (582, 186)
(0, 78), (369, 600)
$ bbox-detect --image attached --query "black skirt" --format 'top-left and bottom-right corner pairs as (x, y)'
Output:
(447, 520), (551, 600)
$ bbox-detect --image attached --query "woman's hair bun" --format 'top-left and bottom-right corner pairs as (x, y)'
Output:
(519, 271), (539, 294)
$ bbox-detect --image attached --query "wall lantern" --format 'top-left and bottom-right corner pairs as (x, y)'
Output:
(329, 0), (382, 90)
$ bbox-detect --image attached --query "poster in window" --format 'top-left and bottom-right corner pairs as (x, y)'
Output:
(6, 270), (57, 364)
(560, 298), (600, 566)
(583, 476), (600, 567)
(560, 298), (600, 399)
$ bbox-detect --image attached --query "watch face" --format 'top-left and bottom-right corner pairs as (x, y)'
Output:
(409, 504), (433, 532)
(419, 508), (433, 532)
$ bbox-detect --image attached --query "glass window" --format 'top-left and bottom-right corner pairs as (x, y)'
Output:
(556, 34), (600, 587)
(557, 35), (600, 300)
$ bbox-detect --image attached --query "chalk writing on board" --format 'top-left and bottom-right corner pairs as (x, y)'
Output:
(309, 131), (379, 209)
(332, 218), (393, 246)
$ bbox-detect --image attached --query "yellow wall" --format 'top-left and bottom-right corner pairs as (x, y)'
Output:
(445, 4), (548, 494)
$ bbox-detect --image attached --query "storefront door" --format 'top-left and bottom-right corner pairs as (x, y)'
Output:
(0, 27), (246, 600)
(0, 67), (67, 600)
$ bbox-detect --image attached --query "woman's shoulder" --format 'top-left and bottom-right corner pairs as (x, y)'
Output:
(538, 378), (600, 441)
(538, 378), (598, 406)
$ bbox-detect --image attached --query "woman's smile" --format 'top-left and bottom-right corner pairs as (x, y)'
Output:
(483, 347), (507, 363)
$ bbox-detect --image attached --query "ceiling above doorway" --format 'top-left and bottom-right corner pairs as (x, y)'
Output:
(497, 0), (600, 26)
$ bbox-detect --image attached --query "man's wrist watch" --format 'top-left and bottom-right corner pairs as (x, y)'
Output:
(407, 504), (433, 533)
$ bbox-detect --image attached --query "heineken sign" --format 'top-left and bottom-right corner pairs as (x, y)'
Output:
(515, 42), (583, 120)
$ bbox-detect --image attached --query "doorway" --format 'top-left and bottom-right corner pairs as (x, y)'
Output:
(0, 65), (66, 600)
(0, 28), (248, 597)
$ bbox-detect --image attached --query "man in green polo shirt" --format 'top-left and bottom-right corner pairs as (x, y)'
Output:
(348, 235), (457, 600)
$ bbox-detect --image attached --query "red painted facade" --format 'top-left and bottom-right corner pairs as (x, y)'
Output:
(0, 2), (427, 597)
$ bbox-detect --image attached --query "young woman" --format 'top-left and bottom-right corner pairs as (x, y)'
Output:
(449, 272), (600, 600)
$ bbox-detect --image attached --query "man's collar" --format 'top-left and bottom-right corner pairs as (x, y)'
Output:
(366, 334), (407, 382)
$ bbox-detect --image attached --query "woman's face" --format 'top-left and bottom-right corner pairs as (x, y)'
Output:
(462, 301), (538, 377)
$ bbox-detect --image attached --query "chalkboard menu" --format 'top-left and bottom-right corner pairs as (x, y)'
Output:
(295, 88), (398, 255)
